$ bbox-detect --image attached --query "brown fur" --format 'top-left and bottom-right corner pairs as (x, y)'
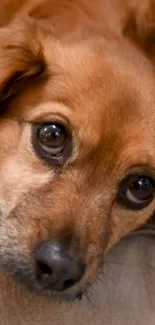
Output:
(0, 0), (155, 321)
(1, 226), (155, 325)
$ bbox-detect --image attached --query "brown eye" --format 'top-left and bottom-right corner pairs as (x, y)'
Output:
(117, 176), (155, 209)
(33, 122), (71, 165)
(38, 124), (67, 154)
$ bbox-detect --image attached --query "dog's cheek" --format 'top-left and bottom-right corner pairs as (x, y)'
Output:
(0, 192), (52, 270)
(80, 212), (111, 282)
(0, 122), (53, 216)
(0, 215), (21, 264)
(1, 184), (109, 277)
(0, 158), (52, 216)
(106, 202), (155, 251)
(0, 135), (53, 263)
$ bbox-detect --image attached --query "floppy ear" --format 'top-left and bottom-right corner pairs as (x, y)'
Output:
(124, 0), (155, 62)
(0, 22), (45, 104)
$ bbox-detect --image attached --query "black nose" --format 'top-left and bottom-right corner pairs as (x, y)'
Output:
(34, 240), (85, 291)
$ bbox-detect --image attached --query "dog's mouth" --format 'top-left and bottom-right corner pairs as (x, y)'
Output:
(11, 267), (90, 302)
(2, 253), (96, 301)
(36, 284), (85, 301)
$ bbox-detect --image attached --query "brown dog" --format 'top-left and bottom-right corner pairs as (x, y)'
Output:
(1, 220), (155, 325)
(0, 0), (155, 306)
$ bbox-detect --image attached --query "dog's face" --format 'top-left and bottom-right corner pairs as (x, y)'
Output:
(0, 4), (155, 300)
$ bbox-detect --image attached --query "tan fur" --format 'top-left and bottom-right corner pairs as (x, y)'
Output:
(0, 0), (155, 323)
(1, 228), (155, 325)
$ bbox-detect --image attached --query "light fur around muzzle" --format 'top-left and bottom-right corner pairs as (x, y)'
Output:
(0, 223), (155, 325)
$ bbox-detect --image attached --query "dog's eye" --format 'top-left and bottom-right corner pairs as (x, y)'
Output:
(117, 175), (155, 209)
(38, 124), (67, 153)
(33, 122), (71, 164)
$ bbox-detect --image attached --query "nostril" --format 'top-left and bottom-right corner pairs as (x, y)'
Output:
(63, 279), (77, 289)
(34, 240), (85, 291)
(37, 261), (53, 276)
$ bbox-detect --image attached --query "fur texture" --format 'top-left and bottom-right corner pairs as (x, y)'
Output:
(1, 226), (155, 324)
(0, 0), (155, 311)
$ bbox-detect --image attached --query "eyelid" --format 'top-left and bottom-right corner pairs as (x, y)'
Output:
(22, 102), (72, 123)
(31, 115), (70, 127)
(119, 165), (155, 186)
(119, 174), (155, 193)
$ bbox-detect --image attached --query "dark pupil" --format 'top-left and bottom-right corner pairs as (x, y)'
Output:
(39, 124), (66, 148)
(129, 177), (153, 200)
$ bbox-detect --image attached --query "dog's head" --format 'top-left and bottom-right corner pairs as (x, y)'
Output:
(0, 1), (155, 301)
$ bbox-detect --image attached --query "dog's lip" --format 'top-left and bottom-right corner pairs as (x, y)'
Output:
(39, 284), (84, 300)
(42, 279), (83, 294)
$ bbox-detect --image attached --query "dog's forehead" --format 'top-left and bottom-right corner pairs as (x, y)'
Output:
(44, 41), (155, 171)
(43, 40), (155, 140)
(8, 39), (155, 173)
(43, 39), (155, 115)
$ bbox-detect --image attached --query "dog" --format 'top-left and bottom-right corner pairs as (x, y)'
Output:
(1, 219), (155, 325)
(0, 0), (155, 306)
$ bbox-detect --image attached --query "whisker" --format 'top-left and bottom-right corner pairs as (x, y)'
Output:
(84, 288), (95, 307)
(87, 288), (97, 306)
(100, 271), (116, 287)
(104, 260), (124, 266)
(96, 276), (111, 297)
